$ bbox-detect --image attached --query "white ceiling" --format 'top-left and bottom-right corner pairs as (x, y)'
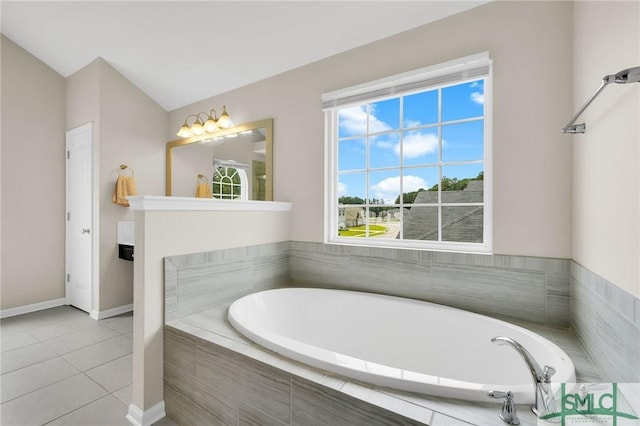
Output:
(1, 1), (488, 111)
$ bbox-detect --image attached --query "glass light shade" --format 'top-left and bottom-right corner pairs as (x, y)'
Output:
(191, 120), (204, 135)
(203, 117), (219, 132)
(217, 106), (234, 128)
(177, 124), (191, 138)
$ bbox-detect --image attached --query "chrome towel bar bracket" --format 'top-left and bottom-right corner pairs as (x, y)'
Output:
(562, 66), (640, 134)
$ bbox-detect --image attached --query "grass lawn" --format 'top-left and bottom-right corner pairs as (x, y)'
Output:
(338, 224), (387, 237)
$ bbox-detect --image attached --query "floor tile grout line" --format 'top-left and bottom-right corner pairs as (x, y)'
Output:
(54, 365), (132, 425)
(1, 357), (132, 421)
(111, 382), (133, 395)
(0, 308), (135, 426)
(0, 311), (89, 331)
(30, 320), (109, 342)
(0, 342), (59, 374)
(82, 367), (132, 402)
(0, 353), (83, 380)
(2, 358), (131, 422)
(2, 339), (132, 391)
(0, 356), (84, 404)
(38, 324), (127, 356)
(0, 329), (40, 352)
(41, 392), (116, 426)
(0, 371), (85, 406)
(83, 352), (133, 376)
(63, 348), (134, 373)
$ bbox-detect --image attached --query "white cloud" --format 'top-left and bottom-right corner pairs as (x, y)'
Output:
(404, 119), (422, 128)
(371, 175), (428, 204)
(337, 181), (347, 197)
(395, 132), (439, 159)
(371, 134), (397, 150)
(471, 91), (484, 105)
(339, 105), (391, 135)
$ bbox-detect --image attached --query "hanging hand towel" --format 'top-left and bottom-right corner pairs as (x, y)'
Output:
(113, 167), (138, 207)
(195, 175), (212, 198)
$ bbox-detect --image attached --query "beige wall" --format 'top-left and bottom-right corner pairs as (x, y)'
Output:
(66, 60), (100, 129)
(168, 1), (574, 259)
(1, 35), (67, 310)
(572, 1), (640, 298)
(132, 208), (291, 412)
(67, 58), (168, 313)
(97, 61), (167, 311)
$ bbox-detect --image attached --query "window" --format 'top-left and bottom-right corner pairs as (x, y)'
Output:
(323, 53), (492, 252)
(212, 166), (248, 200)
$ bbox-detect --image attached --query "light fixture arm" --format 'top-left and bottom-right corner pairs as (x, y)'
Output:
(176, 114), (202, 138)
(176, 106), (234, 137)
(182, 114), (200, 126)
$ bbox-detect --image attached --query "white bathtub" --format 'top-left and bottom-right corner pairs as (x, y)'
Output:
(228, 288), (575, 403)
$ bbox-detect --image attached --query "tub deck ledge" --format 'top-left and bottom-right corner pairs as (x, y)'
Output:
(161, 299), (597, 426)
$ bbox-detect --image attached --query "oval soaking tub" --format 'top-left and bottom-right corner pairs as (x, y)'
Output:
(228, 288), (575, 403)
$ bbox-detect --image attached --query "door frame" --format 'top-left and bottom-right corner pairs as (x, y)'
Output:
(65, 122), (97, 314)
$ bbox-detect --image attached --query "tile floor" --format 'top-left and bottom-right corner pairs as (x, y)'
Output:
(0, 305), (174, 426)
(1, 304), (603, 425)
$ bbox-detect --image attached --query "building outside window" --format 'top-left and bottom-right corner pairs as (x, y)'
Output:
(323, 53), (492, 252)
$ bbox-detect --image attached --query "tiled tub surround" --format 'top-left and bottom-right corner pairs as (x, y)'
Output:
(164, 242), (290, 323)
(165, 305), (600, 426)
(166, 241), (571, 327)
(571, 262), (640, 383)
(163, 242), (608, 425)
(288, 242), (571, 327)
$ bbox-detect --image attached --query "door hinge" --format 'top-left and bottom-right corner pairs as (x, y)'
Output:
(66, 151), (70, 159)
(66, 274), (70, 283)
(67, 212), (70, 221)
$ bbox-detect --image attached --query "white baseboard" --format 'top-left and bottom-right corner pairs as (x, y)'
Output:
(0, 298), (68, 319)
(126, 401), (166, 426)
(90, 303), (133, 320)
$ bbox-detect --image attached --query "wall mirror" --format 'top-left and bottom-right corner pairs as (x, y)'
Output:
(166, 119), (272, 200)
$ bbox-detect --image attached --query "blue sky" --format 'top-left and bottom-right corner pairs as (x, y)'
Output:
(338, 79), (484, 204)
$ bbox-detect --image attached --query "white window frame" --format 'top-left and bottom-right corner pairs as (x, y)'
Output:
(212, 166), (249, 201)
(323, 52), (493, 253)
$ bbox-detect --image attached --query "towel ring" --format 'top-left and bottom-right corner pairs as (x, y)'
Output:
(197, 174), (209, 184)
(118, 164), (134, 177)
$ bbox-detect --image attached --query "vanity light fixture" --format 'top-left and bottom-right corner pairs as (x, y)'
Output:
(176, 106), (234, 138)
(216, 105), (234, 129)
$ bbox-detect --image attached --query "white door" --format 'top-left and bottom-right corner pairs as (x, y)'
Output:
(66, 123), (93, 313)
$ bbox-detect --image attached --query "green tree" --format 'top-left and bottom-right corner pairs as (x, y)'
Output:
(393, 188), (425, 205)
(338, 196), (365, 205)
(393, 171), (484, 206)
(428, 171), (484, 191)
(369, 198), (385, 215)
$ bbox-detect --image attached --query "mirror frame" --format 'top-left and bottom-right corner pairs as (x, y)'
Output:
(166, 118), (273, 200)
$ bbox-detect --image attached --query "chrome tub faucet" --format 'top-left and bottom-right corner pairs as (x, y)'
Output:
(488, 390), (520, 425)
(491, 336), (556, 416)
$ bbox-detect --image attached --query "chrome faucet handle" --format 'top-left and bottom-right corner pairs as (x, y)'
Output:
(542, 365), (556, 383)
(488, 390), (520, 425)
